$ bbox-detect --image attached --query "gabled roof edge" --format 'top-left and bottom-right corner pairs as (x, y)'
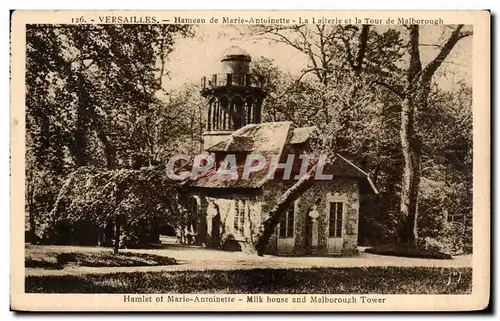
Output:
(365, 176), (379, 195)
(337, 154), (379, 195)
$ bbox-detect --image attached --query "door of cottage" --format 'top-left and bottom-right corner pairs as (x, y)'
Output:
(326, 199), (345, 255)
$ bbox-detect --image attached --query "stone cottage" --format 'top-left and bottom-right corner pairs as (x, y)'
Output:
(185, 46), (377, 256)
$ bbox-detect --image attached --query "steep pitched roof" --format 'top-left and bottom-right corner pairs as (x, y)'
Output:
(207, 136), (254, 152)
(289, 126), (318, 145)
(187, 153), (377, 194)
(206, 121), (293, 153)
(188, 122), (378, 194)
(186, 157), (273, 189)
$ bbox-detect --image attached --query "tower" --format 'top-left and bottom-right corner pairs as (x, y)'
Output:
(200, 46), (266, 150)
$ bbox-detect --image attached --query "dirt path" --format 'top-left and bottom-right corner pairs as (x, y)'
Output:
(25, 245), (472, 277)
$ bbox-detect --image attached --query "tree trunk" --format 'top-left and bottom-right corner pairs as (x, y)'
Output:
(28, 201), (36, 242)
(253, 163), (321, 256)
(73, 73), (91, 167)
(398, 97), (421, 248)
(396, 25), (470, 248)
(74, 118), (88, 167)
(113, 216), (121, 255)
(97, 228), (103, 247)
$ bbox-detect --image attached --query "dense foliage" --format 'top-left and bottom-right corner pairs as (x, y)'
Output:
(38, 166), (196, 249)
(25, 24), (200, 250)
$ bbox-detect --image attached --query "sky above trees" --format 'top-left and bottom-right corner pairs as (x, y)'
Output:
(162, 24), (471, 92)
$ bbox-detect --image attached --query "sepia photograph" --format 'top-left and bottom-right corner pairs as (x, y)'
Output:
(10, 10), (490, 311)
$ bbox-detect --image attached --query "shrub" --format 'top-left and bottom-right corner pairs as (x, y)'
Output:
(365, 244), (453, 260)
(417, 177), (472, 255)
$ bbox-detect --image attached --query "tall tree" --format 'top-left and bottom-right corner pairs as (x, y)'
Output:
(382, 25), (472, 246)
(26, 24), (193, 170)
(26, 24), (194, 241)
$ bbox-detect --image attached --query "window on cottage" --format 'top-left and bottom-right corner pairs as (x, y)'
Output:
(328, 201), (343, 238)
(234, 200), (246, 236)
(279, 203), (295, 238)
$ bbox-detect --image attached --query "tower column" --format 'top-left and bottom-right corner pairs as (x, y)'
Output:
(200, 46), (266, 150)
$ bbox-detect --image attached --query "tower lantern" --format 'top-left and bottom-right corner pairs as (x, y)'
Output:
(200, 46), (266, 150)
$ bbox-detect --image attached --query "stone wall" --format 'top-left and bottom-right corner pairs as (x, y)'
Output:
(260, 181), (294, 255)
(205, 195), (262, 248)
(262, 178), (360, 256)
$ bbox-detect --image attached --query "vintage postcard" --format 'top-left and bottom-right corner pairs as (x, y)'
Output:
(10, 10), (490, 311)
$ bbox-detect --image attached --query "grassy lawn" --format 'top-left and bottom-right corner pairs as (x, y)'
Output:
(26, 267), (471, 294)
(25, 245), (176, 270)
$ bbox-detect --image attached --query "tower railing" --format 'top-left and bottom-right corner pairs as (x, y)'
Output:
(201, 73), (266, 89)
